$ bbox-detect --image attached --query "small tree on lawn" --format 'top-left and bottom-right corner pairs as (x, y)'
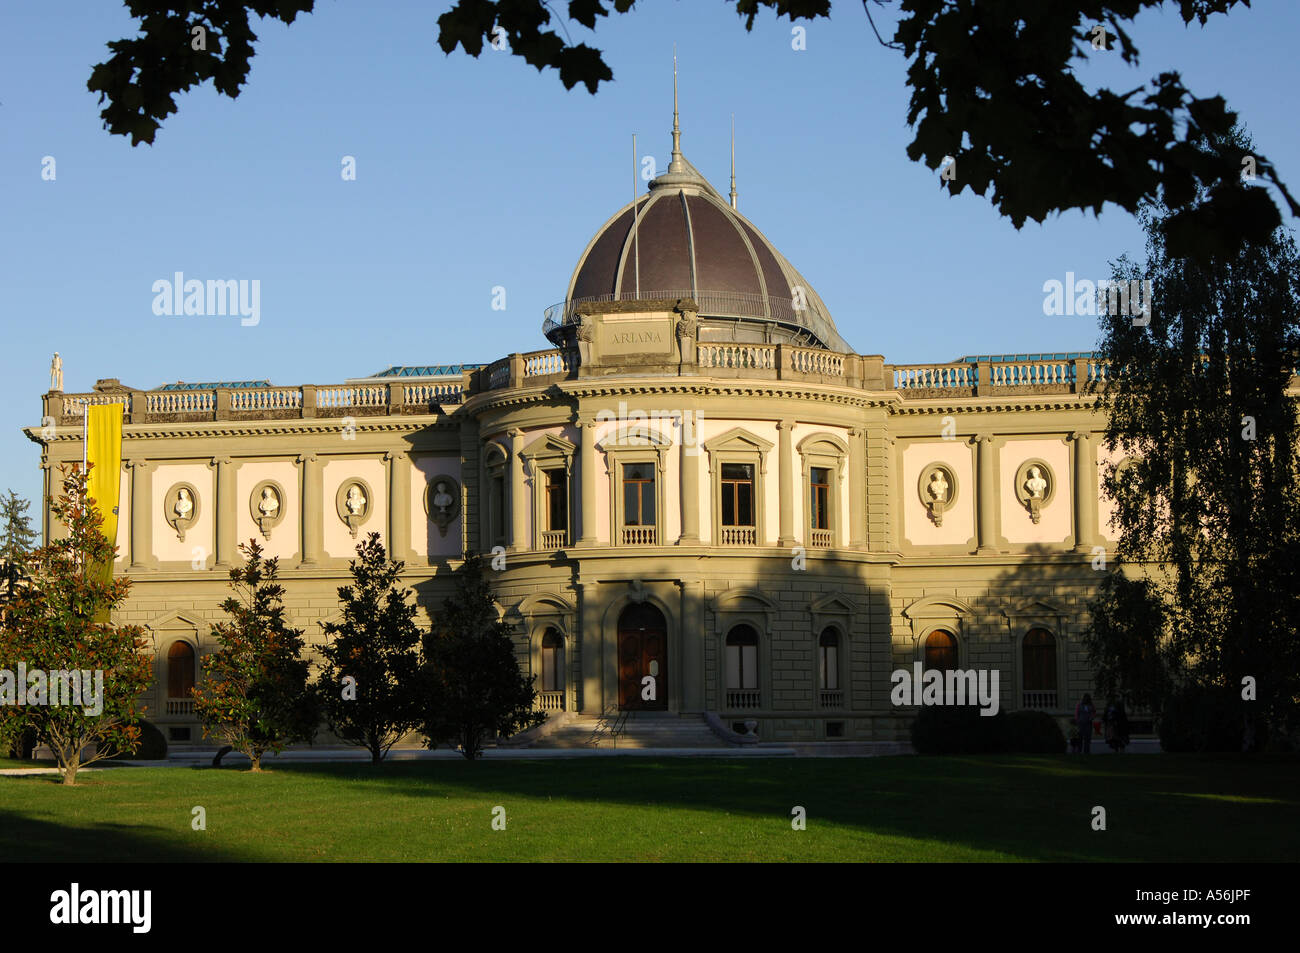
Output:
(420, 554), (544, 760)
(192, 540), (318, 771)
(314, 533), (423, 764)
(0, 468), (151, 784)
(0, 489), (37, 567)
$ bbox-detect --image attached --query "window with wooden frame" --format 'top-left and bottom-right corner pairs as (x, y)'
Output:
(481, 442), (509, 551)
(599, 429), (669, 546)
(704, 428), (772, 547)
(797, 432), (848, 549)
(521, 433), (575, 550)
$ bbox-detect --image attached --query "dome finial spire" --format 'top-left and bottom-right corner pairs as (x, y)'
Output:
(669, 46), (685, 173)
(729, 114), (738, 210)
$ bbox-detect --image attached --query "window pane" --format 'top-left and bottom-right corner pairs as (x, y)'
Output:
(726, 646), (741, 689)
(624, 481), (640, 524)
(641, 484), (655, 524)
(721, 463), (753, 480)
(722, 482), (736, 524)
(742, 645), (758, 689)
(737, 483), (753, 525)
(624, 462), (653, 481)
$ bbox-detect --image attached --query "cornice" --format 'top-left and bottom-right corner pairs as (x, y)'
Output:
(37, 417), (457, 443)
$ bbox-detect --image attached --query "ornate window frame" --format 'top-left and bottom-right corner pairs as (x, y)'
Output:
(599, 428), (670, 546)
(481, 441), (509, 552)
(797, 432), (848, 548)
(703, 427), (773, 547)
(902, 595), (971, 669)
(710, 588), (777, 712)
(521, 433), (576, 550)
(810, 592), (856, 710)
(1003, 599), (1068, 712)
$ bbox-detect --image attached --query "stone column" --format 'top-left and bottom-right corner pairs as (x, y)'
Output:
(128, 459), (153, 569)
(578, 418), (598, 545)
(213, 456), (237, 568)
(678, 421), (700, 544)
(849, 426), (867, 548)
(508, 428), (527, 552)
(678, 579), (705, 711)
(40, 462), (51, 546)
(387, 450), (410, 563)
(298, 452), (323, 567)
(1071, 431), (1096, 552)
(777, 419), (795, 547)
(577, 579), (601, 713)
(973, 433), (999, 554)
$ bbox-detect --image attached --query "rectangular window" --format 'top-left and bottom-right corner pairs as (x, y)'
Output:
(720, 463), (755, 526)
(810, 466), (830, 531)
(545, 468), (567, 533)
(821, 644), (839, 690)
(623, 463), (655, 526)
(726, 644), (758, 689)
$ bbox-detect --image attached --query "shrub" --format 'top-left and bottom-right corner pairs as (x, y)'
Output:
(910, 705), (1006, 754)
(119, 720), (168, 760)
(1159, 685), (1244, 752)
(1003, 710), (1066, 753)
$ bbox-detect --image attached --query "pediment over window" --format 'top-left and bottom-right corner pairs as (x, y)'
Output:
(902, 595), (973, 622)
(522, 433), (576, 460)
(597, 427), (672, 451)
(1002, 599), (1064, 624)
(796, 431), (849, 457)
(483, 441), (509, 465)
(711, 588), (778, 616)
(810, 593), (856, 617)
(703, 427), (774, 455)
(514, 591), (575, 618)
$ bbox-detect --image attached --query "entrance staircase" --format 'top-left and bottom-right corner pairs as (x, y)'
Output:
(529, 709), (730, 749)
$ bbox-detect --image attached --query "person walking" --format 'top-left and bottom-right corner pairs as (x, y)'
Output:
(1104, 697), (1129, 752)
(1076, 693), (1096, 754)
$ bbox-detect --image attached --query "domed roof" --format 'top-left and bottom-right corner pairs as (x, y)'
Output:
(560, 136), (849, 352)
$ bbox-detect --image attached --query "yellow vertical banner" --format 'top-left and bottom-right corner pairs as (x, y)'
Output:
(86, 404), (124, 605)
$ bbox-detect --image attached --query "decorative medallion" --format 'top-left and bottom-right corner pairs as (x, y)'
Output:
(424, 475), (461, 538)
(163, 483), (200, 542)
(917, 464), (957, 527)
(1013, 459), (1055, 524)
(335, 478), (373, 538)
(249, 480), (286, 540)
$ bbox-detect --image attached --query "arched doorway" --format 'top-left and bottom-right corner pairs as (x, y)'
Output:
(617, 603), (667, 711)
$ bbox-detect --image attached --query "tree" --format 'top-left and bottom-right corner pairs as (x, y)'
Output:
(192, 540), (318, 771)
(420, 554), (544, 760)
(0, 490), (37, 566)
(87, 1), (1295, 260)
(1085, 127), (1300, 748)
(0, 468), (152, 785)
(313, 533), (423, 764)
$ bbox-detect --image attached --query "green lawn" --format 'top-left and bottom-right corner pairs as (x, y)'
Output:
(2, 755), (1296, 862)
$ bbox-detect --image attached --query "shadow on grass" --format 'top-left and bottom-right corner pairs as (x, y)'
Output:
(260, 752), (1300, 862)
(0, 808), (256, 863)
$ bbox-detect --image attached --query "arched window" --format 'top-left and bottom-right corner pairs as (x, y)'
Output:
(725, 625), (760, 709)
(1022, 628), (1057, 709)
(167, 641), (196, 699)
(924, 629), (958, 673)
(541, 628), (564, 694)
(819, 628), (840, 690)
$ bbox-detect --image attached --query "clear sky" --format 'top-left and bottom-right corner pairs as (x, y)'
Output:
(3, 0), (1299, 509)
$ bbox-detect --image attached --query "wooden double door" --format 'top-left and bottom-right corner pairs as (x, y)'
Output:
(617, 603), (668, 711)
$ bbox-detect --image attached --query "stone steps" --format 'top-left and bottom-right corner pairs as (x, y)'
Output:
(529, 712), (731, 748)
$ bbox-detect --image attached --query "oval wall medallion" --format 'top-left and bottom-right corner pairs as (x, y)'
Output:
(163, 482), (200, 542)
(1013, 459), (1055, 524)
(917, 464), (958, 527)
(250, 480), (287, 540)
(335, 478), (373, 538)
(425, 475), (461, 538)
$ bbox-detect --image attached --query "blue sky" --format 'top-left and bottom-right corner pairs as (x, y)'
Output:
(3, 0), (1300, 507)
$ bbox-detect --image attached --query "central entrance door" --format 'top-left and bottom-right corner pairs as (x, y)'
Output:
(617, 603), (668, 711)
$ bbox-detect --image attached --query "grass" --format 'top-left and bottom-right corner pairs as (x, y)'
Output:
(1, 754), (1296, 862)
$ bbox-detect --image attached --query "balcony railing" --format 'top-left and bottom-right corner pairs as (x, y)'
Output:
(621, 526), (656, 545)
(720, 526), (757, 546)
(539, 691), (565, 712)
(698, 343), (777, 370)
(726, 690), (761, 710)
(540, 529), (567, 549)
(819, 690), (843, 709)
(809, 528), (832, 549)
(1022, 690), (1057, 710)
(165, 699), (194, 715)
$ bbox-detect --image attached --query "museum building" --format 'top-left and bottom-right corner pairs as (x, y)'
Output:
(28, 115), (1123, 748)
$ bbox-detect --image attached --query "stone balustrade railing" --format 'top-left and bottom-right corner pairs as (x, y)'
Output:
(46, 352), (1131, 428)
